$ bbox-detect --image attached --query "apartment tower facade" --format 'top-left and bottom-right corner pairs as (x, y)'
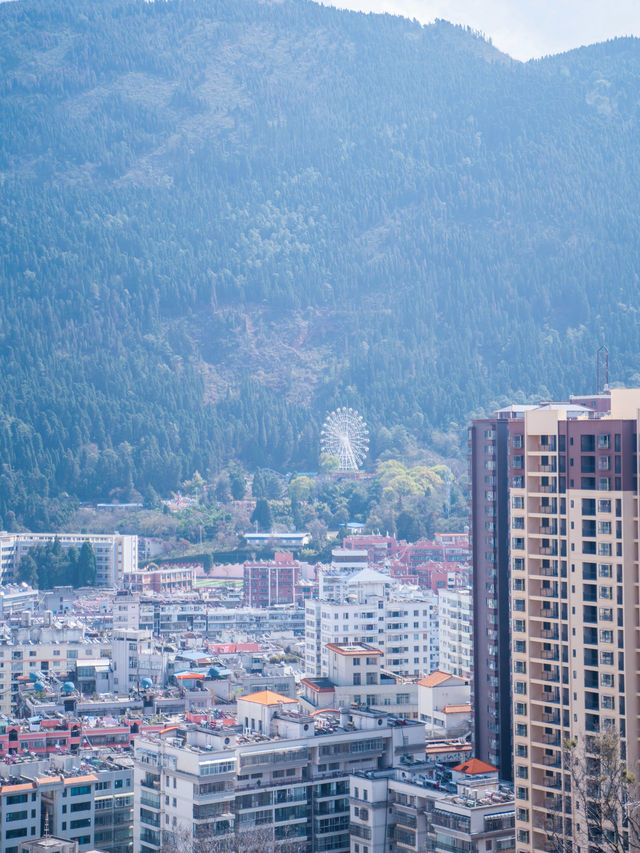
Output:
(494, 388), (638, 853)
(469, 414), (512, 780)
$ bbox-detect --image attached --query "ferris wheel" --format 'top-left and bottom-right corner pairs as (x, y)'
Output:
(321, 408), (369, 471)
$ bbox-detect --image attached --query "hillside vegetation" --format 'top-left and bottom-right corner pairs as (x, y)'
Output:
(1, 0), (640, 526)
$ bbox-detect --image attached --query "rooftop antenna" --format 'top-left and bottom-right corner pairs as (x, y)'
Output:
(596, 344), (609, 394)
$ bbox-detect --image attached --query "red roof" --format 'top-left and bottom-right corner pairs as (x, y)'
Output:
(453, 758), (497, 775)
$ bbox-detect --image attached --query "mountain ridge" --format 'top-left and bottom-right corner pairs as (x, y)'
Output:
(1, 0), (640, 526)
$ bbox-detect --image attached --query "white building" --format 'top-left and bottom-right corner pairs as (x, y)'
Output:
(111, 629), (164, 693)
(305, 569), (439, 678)
(133, 701), (426, 853)
(0, 614), (110, 716)
(350, 758), (514, 853)
(416, 670), (471, 737)
(437, 587), (472, 679)
(0, 532), (138, 586)
(300, 642), (418, 719)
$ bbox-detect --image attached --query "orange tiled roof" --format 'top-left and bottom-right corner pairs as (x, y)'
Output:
(441, 704), (472, 714)
(240, 690), (297, 706)
(453, 758), (497, 775)
(417, 670), (456, 687)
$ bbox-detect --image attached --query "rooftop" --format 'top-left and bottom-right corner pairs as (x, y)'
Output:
(239, 690), (297, 707)
(453, 758), (497, 776)
(325, 642), (382, 656)
(417, 670), (458, 688)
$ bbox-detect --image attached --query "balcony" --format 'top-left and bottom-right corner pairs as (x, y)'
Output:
(541, 712), (560, 725)
(538, 649), (559, 661)
(540, 671), (560, 683)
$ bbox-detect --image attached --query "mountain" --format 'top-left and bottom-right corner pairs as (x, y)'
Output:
(1, 0), (640, 526)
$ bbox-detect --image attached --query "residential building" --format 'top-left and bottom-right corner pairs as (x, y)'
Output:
(505, 388), (640, 853)
(133, 702), (426, 853)
(0, 754), (133, 853)
(243, 552), (307, 607)
(469, 410), (514, 780)
(0, 614), (110, 716)
(304, 570), (438, 678)
(123, 565), (195, 596)
(438, 588), (472, 679)
(417, 670), (471, 737)
(0, 532), (138, 586)
(349, 757), (514, 853)
(300, 642), (418, 718)
(111, 630), (163, 693)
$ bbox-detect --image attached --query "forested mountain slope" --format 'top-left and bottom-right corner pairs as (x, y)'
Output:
(1, 0), (639, 525)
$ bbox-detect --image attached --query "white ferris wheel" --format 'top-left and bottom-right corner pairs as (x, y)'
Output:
(321, 407), (369, 471)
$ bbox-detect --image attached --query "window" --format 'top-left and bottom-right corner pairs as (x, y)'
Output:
(514, 661), (526, 674)
(598, 455), (610, 470)
(601, 673), (615, 687)
(598, 521), (612, 535)
(512, 495), (524, 508)
(602, 695), (615, 709)
(598, 543), (612, 556)
(515, 703), (527, 716)
(598, 477), (610, 491)
(598, 499), (612, 512)
(516, 788), (529, 802)
(599, 607), (613, 622)
(597, 434), (610, 448)
(512, 517), (525, 529)
(599, 586), (613, 600)
(515, 723), (527, 737)
(514, 640), (526, 654)
(600, 651), (614, 665)
(516, 766), (529, 779)
(600, 630), (614, 644)
(513, 599), (525, 612)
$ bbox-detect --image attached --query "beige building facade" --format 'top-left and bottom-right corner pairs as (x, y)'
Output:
(508, 390), (640, 852)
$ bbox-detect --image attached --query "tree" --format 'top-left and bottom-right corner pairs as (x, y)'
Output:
(396, 509), (425, 542)
(230, 471), (246, 500)
(77, 541), (97, 586)
(17, 554), (39, 588)
(250, 498), (273, 532)
(552, 730), (640, 853)
(202, 553), (213, 575)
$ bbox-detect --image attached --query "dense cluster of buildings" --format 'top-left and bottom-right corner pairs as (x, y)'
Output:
(13, 384), (640, 852)
(0, 520), (478, 853)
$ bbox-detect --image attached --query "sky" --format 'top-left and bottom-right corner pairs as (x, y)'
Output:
(319, 0), (640, 60)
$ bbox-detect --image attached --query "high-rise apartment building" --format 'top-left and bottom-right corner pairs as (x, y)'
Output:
(475, 388), (640, 853)
(469, 412), (512, 780)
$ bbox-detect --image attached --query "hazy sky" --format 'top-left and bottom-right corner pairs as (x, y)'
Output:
(319, 0), (640, 60)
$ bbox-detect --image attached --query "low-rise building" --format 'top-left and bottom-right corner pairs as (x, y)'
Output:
(300, 642), (418, 719)
(349, 758), (514, 853)
(417, 670), (471, 737)
(0, 532), (138, 587)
